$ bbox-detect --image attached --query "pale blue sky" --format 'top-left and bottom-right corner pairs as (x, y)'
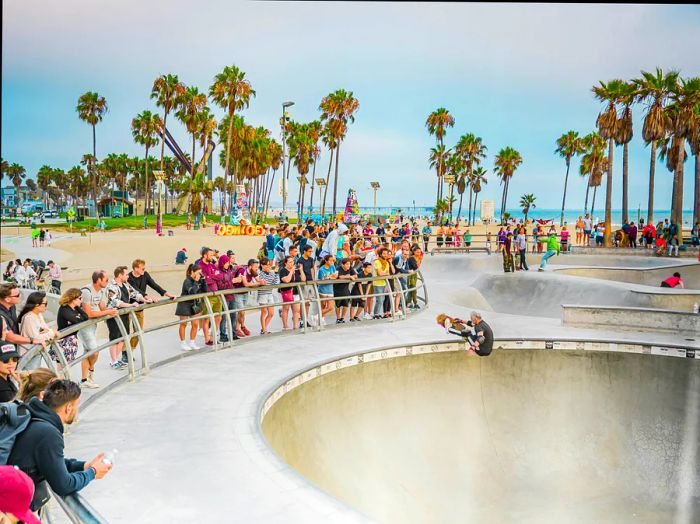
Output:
(3, 1), (700, 211)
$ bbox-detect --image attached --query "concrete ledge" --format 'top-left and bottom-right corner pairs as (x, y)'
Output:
(570, 246), (698, 258)
(562, 304), (699, 335)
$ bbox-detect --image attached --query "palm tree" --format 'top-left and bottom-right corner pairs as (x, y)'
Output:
(36, 165), (54, 209)
(555, 131), (585, 226)
(429, 145), (452, 221)
(455, 133), (487, 225)
(319, 124), (337, 217)
(592, 79), (625, 246)
(426, 108), (455, 202)
(689, 103), (700, 225)
(306, 121), (322, 216)
(615, 82), (636, 224)
(519, 194), (536, 224)
(319, 89), (359, 216)
(8, 163), (27, 205)
(151, 74), (186, 190)
(209, 66), (255, 213)
(633, 68), (679, 225)
(175, 86), (208, 215)
(471, 167), (488, 224)
(76, 91), (108, 216)
(132, 110), (163, 215)
(580, 133), (608, 220)
(494, 147), (523, 222)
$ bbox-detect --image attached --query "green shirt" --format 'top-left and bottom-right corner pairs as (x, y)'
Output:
(546, 235), (560, 253)
(463, 232), (472, 243)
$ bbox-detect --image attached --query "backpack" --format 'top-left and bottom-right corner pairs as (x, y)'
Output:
(274, 238), (286, 253)
(0, 400), (31, 465)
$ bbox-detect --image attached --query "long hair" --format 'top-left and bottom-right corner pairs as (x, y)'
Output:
(59, 288), (82, 307)
(18, 368), (57, 403)
(18, 291), (46, 323)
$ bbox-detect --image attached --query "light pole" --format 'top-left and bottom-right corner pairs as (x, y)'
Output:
(153, 170), (165, 235)
(370, 182), (380, 221)
(315, 178), (327, 221)
(281, 101), (294, 220)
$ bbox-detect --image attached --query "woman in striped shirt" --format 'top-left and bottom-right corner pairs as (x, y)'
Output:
(257, 258), (279, 335)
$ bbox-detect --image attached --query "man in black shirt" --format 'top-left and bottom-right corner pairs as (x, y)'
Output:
(445, 311), (494, 356)
(334, 259), (357, 323)
(126, 259), (175, 362)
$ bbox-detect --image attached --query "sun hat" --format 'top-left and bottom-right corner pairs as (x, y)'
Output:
(0, 466), (40, 524)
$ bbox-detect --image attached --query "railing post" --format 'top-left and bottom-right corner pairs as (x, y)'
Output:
(313, 282), (324, 331)
(389, 276), (397, 321)
(221, 291), (234, 348)
(202, 293), (217, 349)
(114, 312), (135, 382)
(299, 282), (308, 334)
(49, 339), (71, 381)
(128, 309), (148, 375)
(417, 270), (428, 308)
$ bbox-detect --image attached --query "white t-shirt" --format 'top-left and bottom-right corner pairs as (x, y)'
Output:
(81, 285), (107, 313)
(583, 218), (592, 230)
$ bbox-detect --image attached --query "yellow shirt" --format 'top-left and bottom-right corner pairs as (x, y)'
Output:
(373, 258), (390, 287)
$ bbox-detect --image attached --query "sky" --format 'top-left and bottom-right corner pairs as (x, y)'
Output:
(3, 1), (700, 212)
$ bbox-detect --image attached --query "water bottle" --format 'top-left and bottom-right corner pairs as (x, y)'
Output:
(694, 303), (699, 315)
(102, 448), (119, 466)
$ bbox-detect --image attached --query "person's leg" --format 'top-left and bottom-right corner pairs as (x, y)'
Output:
(129, 310), (144, 351)
(178, 317), (187, 341)
(292, 304), (301, 329)
(373, 286), (385, 316)
(281, 304), (290, 329)
(539, 249), (555, 270)
(189, 319), (199, 345)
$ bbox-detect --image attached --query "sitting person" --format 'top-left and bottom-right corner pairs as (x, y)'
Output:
(175, 248), (188, 265)
(654, 236), (667, 256)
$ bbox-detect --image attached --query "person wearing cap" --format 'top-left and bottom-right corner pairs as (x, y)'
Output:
(320, 223), (348, 259)
(0, 465), (41, 524)
(175, 248), (188, 265)
(7, 380), (112, 511)
(0, 317), (21, 402)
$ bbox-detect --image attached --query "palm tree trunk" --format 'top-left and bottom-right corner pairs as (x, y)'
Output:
(603, 138), (614, 246)
(144, 145), (150, 217)
(647, 141), (656, 225)
(622, 142), (629, 224)
(92, 124), (98, 218)
(332, 143), (341, 217)
(321, 148), (334, 217)
(694, 152), (700, 226)
(473, 192), (479, 224)
(591, 185), (598, 219)
(456, 192), (464, 224)
(672, 137), (686, 245)
(309, 157), (318, 215)
(187, 136), (196, 216)
(560, 158), (570, 226)
(584, 182), (591, 216)
(264, 168), (277, 220)
(224, 110), (235, 215)
(467, 186), (473, 226)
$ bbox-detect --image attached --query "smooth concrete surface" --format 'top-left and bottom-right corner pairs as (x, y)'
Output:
(562, 304), (700, 334)
(555, 261), (700, 289)
(59, 252), (700, 523)
(262, 349), (700, 523)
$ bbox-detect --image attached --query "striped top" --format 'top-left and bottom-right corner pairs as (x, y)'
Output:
(258, 270), (280, 296)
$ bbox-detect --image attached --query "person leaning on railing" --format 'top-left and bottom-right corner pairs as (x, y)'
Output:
(175, 264), (206, 351)
(0, 284), (46, 354)
(18, 292), (57, 370)
(54, 289), (88, 365)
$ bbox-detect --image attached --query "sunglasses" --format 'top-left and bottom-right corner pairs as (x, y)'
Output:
(2, 357), (19, 363)
(41, 302), (48, 306)
(10, 294), (20, 298)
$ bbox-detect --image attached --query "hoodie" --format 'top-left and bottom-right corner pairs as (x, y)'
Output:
(8, 397), (95, 510)
(217, 255), (237, 302)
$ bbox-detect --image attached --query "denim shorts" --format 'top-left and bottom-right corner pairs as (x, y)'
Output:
(233, 293), (248, 311)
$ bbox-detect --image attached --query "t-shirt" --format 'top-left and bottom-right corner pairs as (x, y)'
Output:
(373, 259), (390, 287)
(298, 257), (315, 282)
(662, 276), (681, 288)
(0, 373), (18, 403)
(57, 305), (89, 330)
(257, 270), (280, 297)
(279, 267), (299, 295)
(515, 234), (527, 250)
(463, 232), (473, 243)
(334, 267), (355, 297)
(81, 285), (106, 313)
(583, 218), (592, 230)
(0, 304), (19, 335)
(407, 257), (419, 271)
(422, 226), (431, 236)
(317, 265), (337, 295)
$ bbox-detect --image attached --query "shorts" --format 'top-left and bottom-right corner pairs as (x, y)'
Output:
(233, 293), (248, 311)
(334, 298), (350, 308)
(258, 293), (275, 306)
(351, 295), (365, 307)
(106, 314), (131, 342)
(575, 228), (582, 233)
(78, 324), (98, 354)
(206, 295), (223, 313)
(267, 249), (274, 260)
(583, 229), (591, 236)
(465, 242), (471, 247)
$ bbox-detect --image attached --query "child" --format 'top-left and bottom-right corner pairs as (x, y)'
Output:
(668, 234), (679, 257)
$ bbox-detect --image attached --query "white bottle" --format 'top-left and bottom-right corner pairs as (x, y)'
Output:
(102, 448), (119, 466)
(693, 303), (699, 315)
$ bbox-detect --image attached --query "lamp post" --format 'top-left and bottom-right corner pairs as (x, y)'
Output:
(153, 170), (165, 235)
(315, 178), (327, 222)
(370, 182), (380, 220)
(281, 101), (294, 220)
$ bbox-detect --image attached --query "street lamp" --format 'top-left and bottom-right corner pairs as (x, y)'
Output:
(153, 170), (166, 235)
(315, 178), (327, 219)
(370, 182), (380, 220)
(281, 101), (295, 219)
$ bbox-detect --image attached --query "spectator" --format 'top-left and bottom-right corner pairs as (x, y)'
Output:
(334, 258), (357, 324)
(46, 261), (62, 293)
(18, 292), (56, 368)
(582, 213), (592, 245)
(55, 288), (88, 365)
(0, 321), (20, 402)
(406, 246), (423, 309)
(265, 228), (277, 260)
(105, 266), (144, 370)
(628, 222), (638, 248)
(502, 232), (514, 273)
(3, 260), (16, 282)
(0, 465), (41, 524)
(216, 254), (239, 343)
(79, 271), (118, 388)
(127, 259), (173, 363)
(175, 248), (188, 265)
(297, 245), (317, 325)
(422, 223), (432, 252)
(317, 255), (338, 324)
(372, 247), (393, 319)
(515, 227), (529, 271)
(320, 223), (348, 259)
(7, 380), (112, 511)
(393, 246), (411, 316)
(0, 284), (44, 353)
(17, 368), (57, 403)
(350, 262), (372, 322)
(175, 264), (206, 351)
(279, 256), (304, 330)
(257, 258), (279, 335)
(668, 234), (679, 257)
(560, 226), (569, 252)
(235, 259), (264, 337)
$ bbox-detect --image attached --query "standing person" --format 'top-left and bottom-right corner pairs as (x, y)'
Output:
(46, 261), (62, 293)
(463, 228), (472, 254)
(0, 283), (44, 352)
(216, 253), (240, 343)
(127, 259), (173, 362)
(582, 213), (592, 246)
(642, 222), (656, 249)
(317, 255), (338, 323)
(422, 223), (432, 252)
(436, 224), (445, 249)
(628, 222), (638, 249)
(595, 223), (605, 246)
(559, 226), (569, 253)
(445, 224), (454, 248)
(7, 380), (112, 512)
(539, 232), (561, 271)
(575, 216), (584, 246)
(297, 245), (317, 325)
(18, 292), (57, 368)
(55, 288), (88, 365)
(406, 246), (423, 309)
(105, 267), (143, 369)
(668, 234), (680, 257)
(350, 262), (372, 321)
(257, 258), (279, 335)
(393, 246), (411, 315)
(197, 248), (224, 345)
(175, 264), (206, 351)
(376, 221), (386, 244)
(39, 229), (46, 248)
(372, 248), (392, 319)
(265, 227), (277, 260)
(502, 232), (515, 273)
(278, 256), (305, 330)
(0, 320), (21, 402)
(334, 258), (356, 324)
(515, 227), (529, 271)
(497, 227), (506, 253)
(79, 271), (118, 388)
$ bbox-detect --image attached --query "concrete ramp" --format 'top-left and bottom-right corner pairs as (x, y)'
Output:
(262, 349), (700, 524)
(554, 262), (700, 289)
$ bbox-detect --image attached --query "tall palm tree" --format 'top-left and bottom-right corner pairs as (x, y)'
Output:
(426, 108), (455, 202)
(633, 68), (679, 225)
(319, 124), (337, 217)
(471, 166), (488, 224)
(592, 79), (625, 245)
(615, 82), (636, 224)
(176, 87), (208, 215)
(519, 194), (536, 224)
(494, 147), (523, 222)
(306, 120), (322, 216)
(555, 131), (585, 226)
(76, 91), (108, 216)
(36, 165), (54, 209)
(689, 103), (700, 225)
(319, 89), (359, 216)
(580, 133), (607, 221)
(9, 164), (26, 205)
(151, 74), (186, 191)
(209, 65), (255, 213)
(429, 145), (452, 221)
(455, 133), (487, 225)
(132, 110), (163, 215)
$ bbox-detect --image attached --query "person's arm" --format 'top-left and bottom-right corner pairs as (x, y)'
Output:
(280, 269), (294, 284)
(82, 298), (115, 319)
(679, 280), (685, 289)
(145, 272), (174, 299)
(33, 433), (98, 496)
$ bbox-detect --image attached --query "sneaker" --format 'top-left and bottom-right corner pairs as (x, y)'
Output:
(205, 340), (214, 346)
(354, 316), (362, 322)
(319, 317), (326, 326)
(241, 326), (251, 336)
(349, 317), (356, 322)
(538, 268), (545, 272)
(110, 361), (124, 370)
(336, 319), (343, 324)
(219, 333), (229, 343)
(81, 379), (100, 389)
(120, 353), (129, 364)
(188, 340), (199, 350)
(180, 341), (193, 351)
(236, 329), (246, 338)
(395, 311), (404, 318)
(364, 313), (374, 320)
(373, 314), (382, 320)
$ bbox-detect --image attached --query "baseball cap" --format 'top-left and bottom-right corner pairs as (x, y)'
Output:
(0, 466), (40, 524)
(181, 248), (187, 252)
(0, 341), (20, 362)
(226, 250), (235, 257)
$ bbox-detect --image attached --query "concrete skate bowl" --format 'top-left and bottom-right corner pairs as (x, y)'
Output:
(554, 262), (700, 289)
(470, 272), (700, 318)
(261, 342), (700, 523)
